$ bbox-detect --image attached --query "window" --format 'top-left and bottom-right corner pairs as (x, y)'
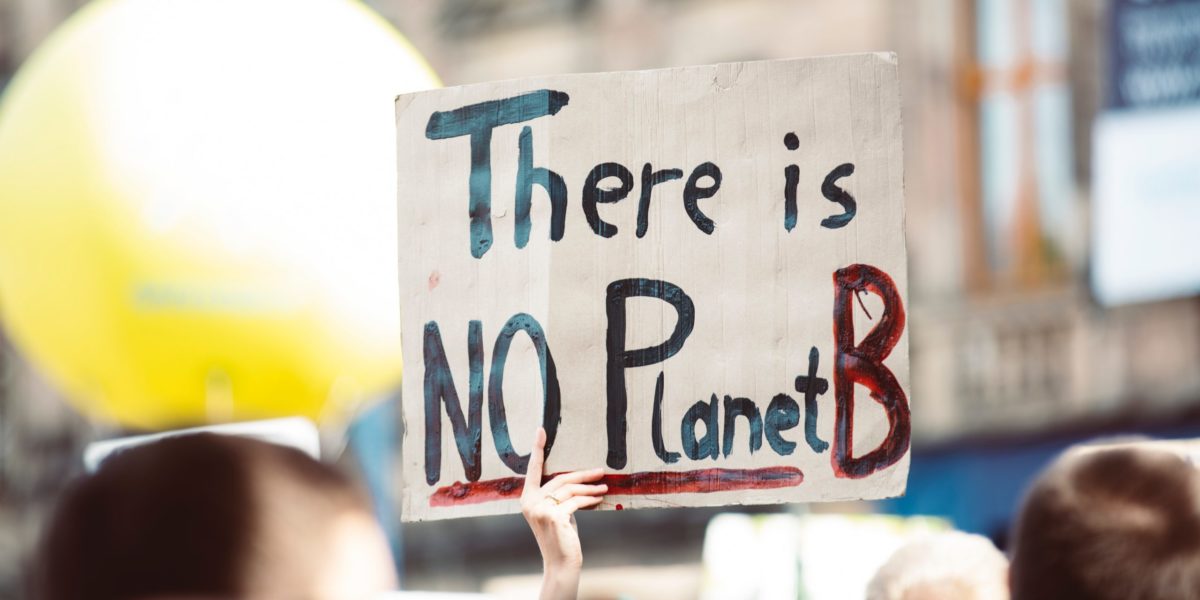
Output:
(966, 0), (1075, 290)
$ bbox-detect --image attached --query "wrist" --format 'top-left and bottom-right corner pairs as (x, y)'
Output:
(543, 552), (583, 571)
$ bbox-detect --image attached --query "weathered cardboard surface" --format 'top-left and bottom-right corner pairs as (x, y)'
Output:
(396, 53), (909, 521)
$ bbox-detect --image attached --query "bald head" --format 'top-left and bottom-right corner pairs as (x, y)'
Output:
(867, 531), (1008, 600)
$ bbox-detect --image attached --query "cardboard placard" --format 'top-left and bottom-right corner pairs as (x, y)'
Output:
(396, 53), (909, 521)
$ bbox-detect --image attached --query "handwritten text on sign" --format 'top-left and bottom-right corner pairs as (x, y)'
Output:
(397, 54), (910, 521)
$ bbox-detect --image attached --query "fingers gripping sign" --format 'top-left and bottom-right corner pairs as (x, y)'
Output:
(521, 427), (606, 600)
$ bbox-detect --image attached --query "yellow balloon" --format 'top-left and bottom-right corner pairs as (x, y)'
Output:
(0, 0), (439, 429)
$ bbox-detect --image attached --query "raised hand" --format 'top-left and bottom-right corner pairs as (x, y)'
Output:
(520, 427), (607, 600)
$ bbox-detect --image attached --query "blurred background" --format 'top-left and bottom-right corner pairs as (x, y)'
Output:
(1, 0), (1199, 598)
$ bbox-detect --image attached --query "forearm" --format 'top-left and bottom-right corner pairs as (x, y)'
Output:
(539, 561), (581, 600)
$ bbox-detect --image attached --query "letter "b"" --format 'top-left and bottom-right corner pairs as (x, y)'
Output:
(831, 264), (910, 478)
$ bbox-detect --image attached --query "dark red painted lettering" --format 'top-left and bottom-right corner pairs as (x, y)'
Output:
(831, 264), (910, 478)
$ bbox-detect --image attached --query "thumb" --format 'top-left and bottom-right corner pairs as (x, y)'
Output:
(523, 426), (547, 495)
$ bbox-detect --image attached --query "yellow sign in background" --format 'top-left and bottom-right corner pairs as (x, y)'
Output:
(0, 0), (439, 429)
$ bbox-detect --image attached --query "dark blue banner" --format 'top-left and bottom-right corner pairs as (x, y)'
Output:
(1109, 0), (1200, 109)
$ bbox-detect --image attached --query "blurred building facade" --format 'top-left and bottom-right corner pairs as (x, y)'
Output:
(374, 0), (1200, 444)
(2, 0), (1199, 595)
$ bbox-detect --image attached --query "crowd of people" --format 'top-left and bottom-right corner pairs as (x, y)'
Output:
(33, 428), (1200, 600)
(867, 443), (1200, 600)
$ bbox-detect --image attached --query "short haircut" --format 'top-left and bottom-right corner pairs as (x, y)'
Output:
(1009, 445), (1200, 600)
(866, 531), (1009, 600)
(35, 432), (376, 600)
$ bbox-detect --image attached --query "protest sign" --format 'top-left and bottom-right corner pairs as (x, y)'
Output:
(396, 53), (909, 521)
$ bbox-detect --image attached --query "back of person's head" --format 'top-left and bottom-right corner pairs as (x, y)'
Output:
(36, 432), (396, 600)
(866, 530), (1009, 600)
(1009, 445), (1200, 600)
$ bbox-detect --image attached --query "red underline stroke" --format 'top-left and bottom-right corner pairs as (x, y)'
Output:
(429, 466), (804, 507)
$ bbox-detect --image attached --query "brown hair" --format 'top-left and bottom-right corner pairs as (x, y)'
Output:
(1009, 446), (1200, 600)
(35, 433), (374, 600)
